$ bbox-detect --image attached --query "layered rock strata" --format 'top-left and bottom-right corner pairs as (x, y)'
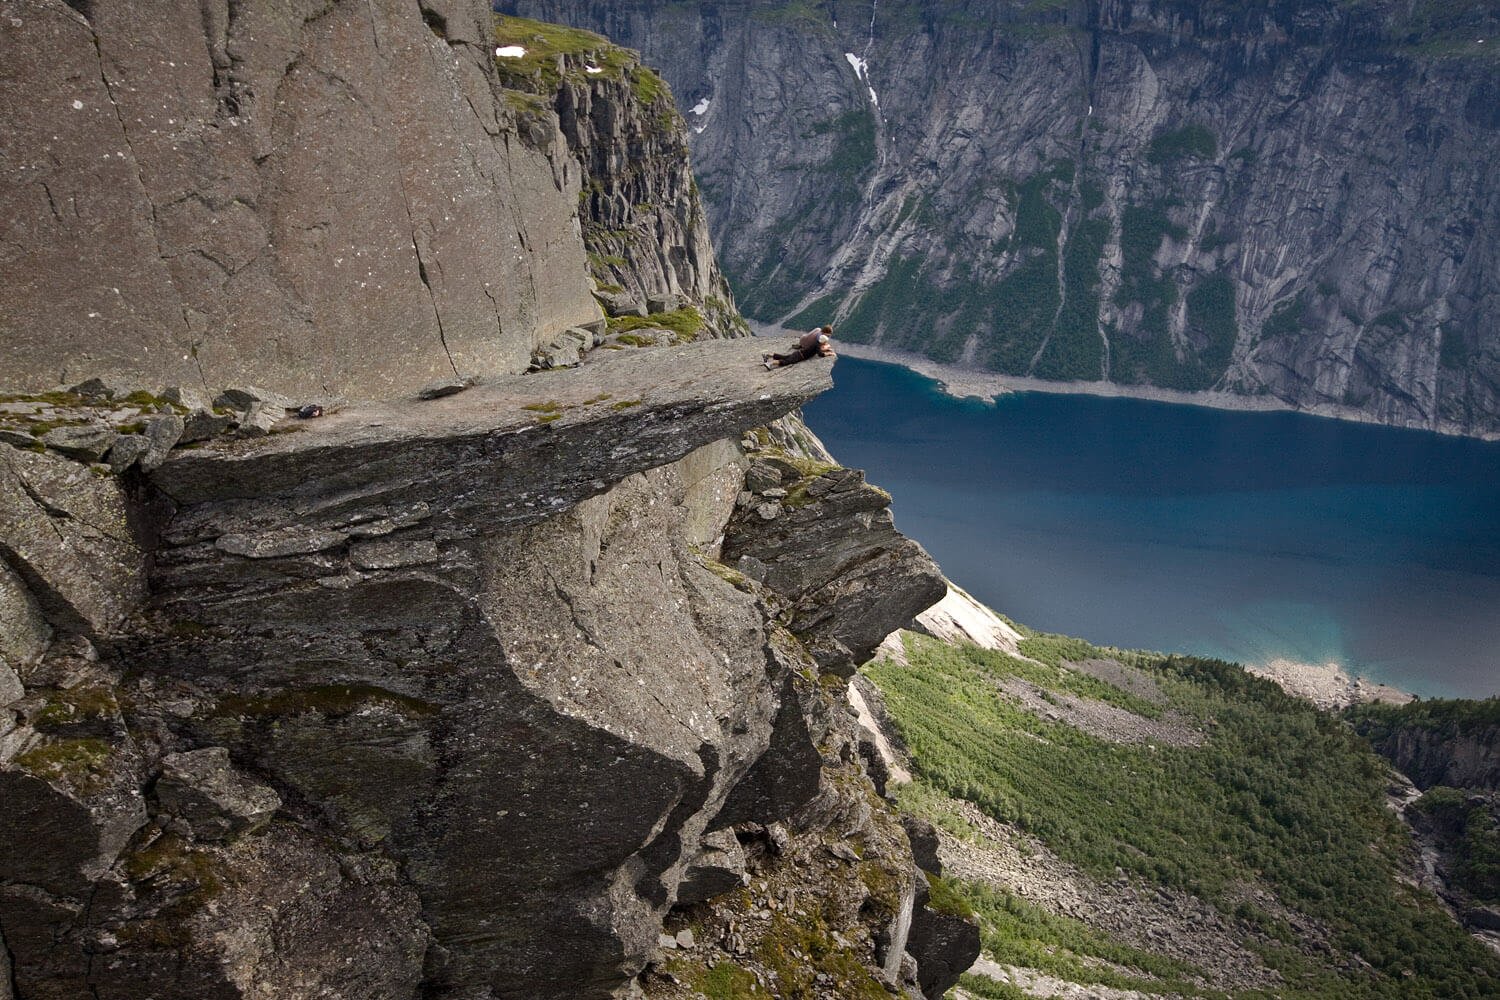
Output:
(494, 17), (742, 335)
(0, 4), (975, 996)
(724, 452), (947, 677)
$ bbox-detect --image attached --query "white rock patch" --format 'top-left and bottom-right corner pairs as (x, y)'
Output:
(689, 96), (712, 134)
(844, 52), (879, 107)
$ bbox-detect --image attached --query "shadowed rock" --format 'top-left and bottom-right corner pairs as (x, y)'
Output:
(907, 875), (982, 1000)
(0, 446), (145, 638)
(110, 338), (835, 999)
(153, 747), (280, 842)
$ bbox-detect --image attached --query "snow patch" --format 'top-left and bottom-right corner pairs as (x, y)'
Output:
(494, 45), (526, 58)
(843, 52), (879, 108)
(690, 97), (712, 133)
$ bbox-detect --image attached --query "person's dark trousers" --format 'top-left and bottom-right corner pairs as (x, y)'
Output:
(772, 346), (817, 365)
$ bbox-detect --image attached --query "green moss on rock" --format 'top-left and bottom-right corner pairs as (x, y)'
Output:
(13, 737), (113, 787)
(33, 683), (119, 730)
(925, 871), (976, 919)
(608, 306), (706, 340)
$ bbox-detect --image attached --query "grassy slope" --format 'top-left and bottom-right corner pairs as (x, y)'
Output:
(864, 630), (1500, 999)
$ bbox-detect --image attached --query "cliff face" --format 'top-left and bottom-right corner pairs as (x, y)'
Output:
(0, 5), (972, 998)
(503, 0), (1500, 436)
(1354, 704), (1500, 793)
(0, 345), (956, 1000)
(0, 0), (601, 398)
(1350, 702), (1500, 945)
(491, 16), (745, 338)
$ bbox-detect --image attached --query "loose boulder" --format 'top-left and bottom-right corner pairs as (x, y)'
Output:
(153, 747), (280, 842)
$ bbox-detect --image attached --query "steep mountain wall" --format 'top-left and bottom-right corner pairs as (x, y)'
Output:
(504, 0), (1500, 436)
(490, 17), (745, 336)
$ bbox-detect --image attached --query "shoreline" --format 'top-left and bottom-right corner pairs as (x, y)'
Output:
(1244, 658), (1416, 712)
(760, 324), (1438, 707)
(753, 325), (1500, 442)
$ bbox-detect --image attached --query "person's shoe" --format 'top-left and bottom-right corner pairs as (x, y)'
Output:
(762, 359), (774, 370)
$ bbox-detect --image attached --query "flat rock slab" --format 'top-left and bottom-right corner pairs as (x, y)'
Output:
(151, 339), (833, 546)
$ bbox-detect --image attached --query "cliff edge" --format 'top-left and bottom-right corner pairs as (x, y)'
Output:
(0, 5), (974, 998)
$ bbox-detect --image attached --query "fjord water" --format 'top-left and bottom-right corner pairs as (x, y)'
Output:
(803, 358), (1500, 699)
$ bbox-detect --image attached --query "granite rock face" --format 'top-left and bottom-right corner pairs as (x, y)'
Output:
(506, 0), (1500, 437)
(0, 0), (599, 398)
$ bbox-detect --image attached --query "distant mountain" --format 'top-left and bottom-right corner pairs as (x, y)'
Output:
(503, 0), (1500, 437)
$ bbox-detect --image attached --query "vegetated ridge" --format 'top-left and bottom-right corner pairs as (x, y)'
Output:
(860, 618), (1500, 998)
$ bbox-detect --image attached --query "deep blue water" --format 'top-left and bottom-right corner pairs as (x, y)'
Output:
(802, 358), (1500, 699)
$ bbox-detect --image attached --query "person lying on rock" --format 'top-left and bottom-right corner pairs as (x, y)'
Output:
(763, 325), (835, 370)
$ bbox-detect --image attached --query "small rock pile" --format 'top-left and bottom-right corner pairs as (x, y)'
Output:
(0, 379), (333, 475)
(528, 297), (694, 370)
(595, 288), (681, 319)
(530, 319), (608, 371)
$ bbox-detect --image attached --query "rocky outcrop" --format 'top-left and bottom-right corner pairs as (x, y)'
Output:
(906, 876), (982, 1000)
(492, 15), (746, 339)
(129, 339), (830, 998)
(897, 815), (982, 1000)
(0, 337), (959, 998)
(1354, 702), (1500, 792)
(644, 687), (961, 1000)
(723, 451), (947, 676)
(0, 447), (145, 639)
(1386, 727), (1500, 792)
(505, 0), (1500, 437)
(1, 5), (968, 996)
(1, 0), (599, 398)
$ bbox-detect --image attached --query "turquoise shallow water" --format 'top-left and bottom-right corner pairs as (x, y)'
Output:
(801, 358), (1500, 699)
